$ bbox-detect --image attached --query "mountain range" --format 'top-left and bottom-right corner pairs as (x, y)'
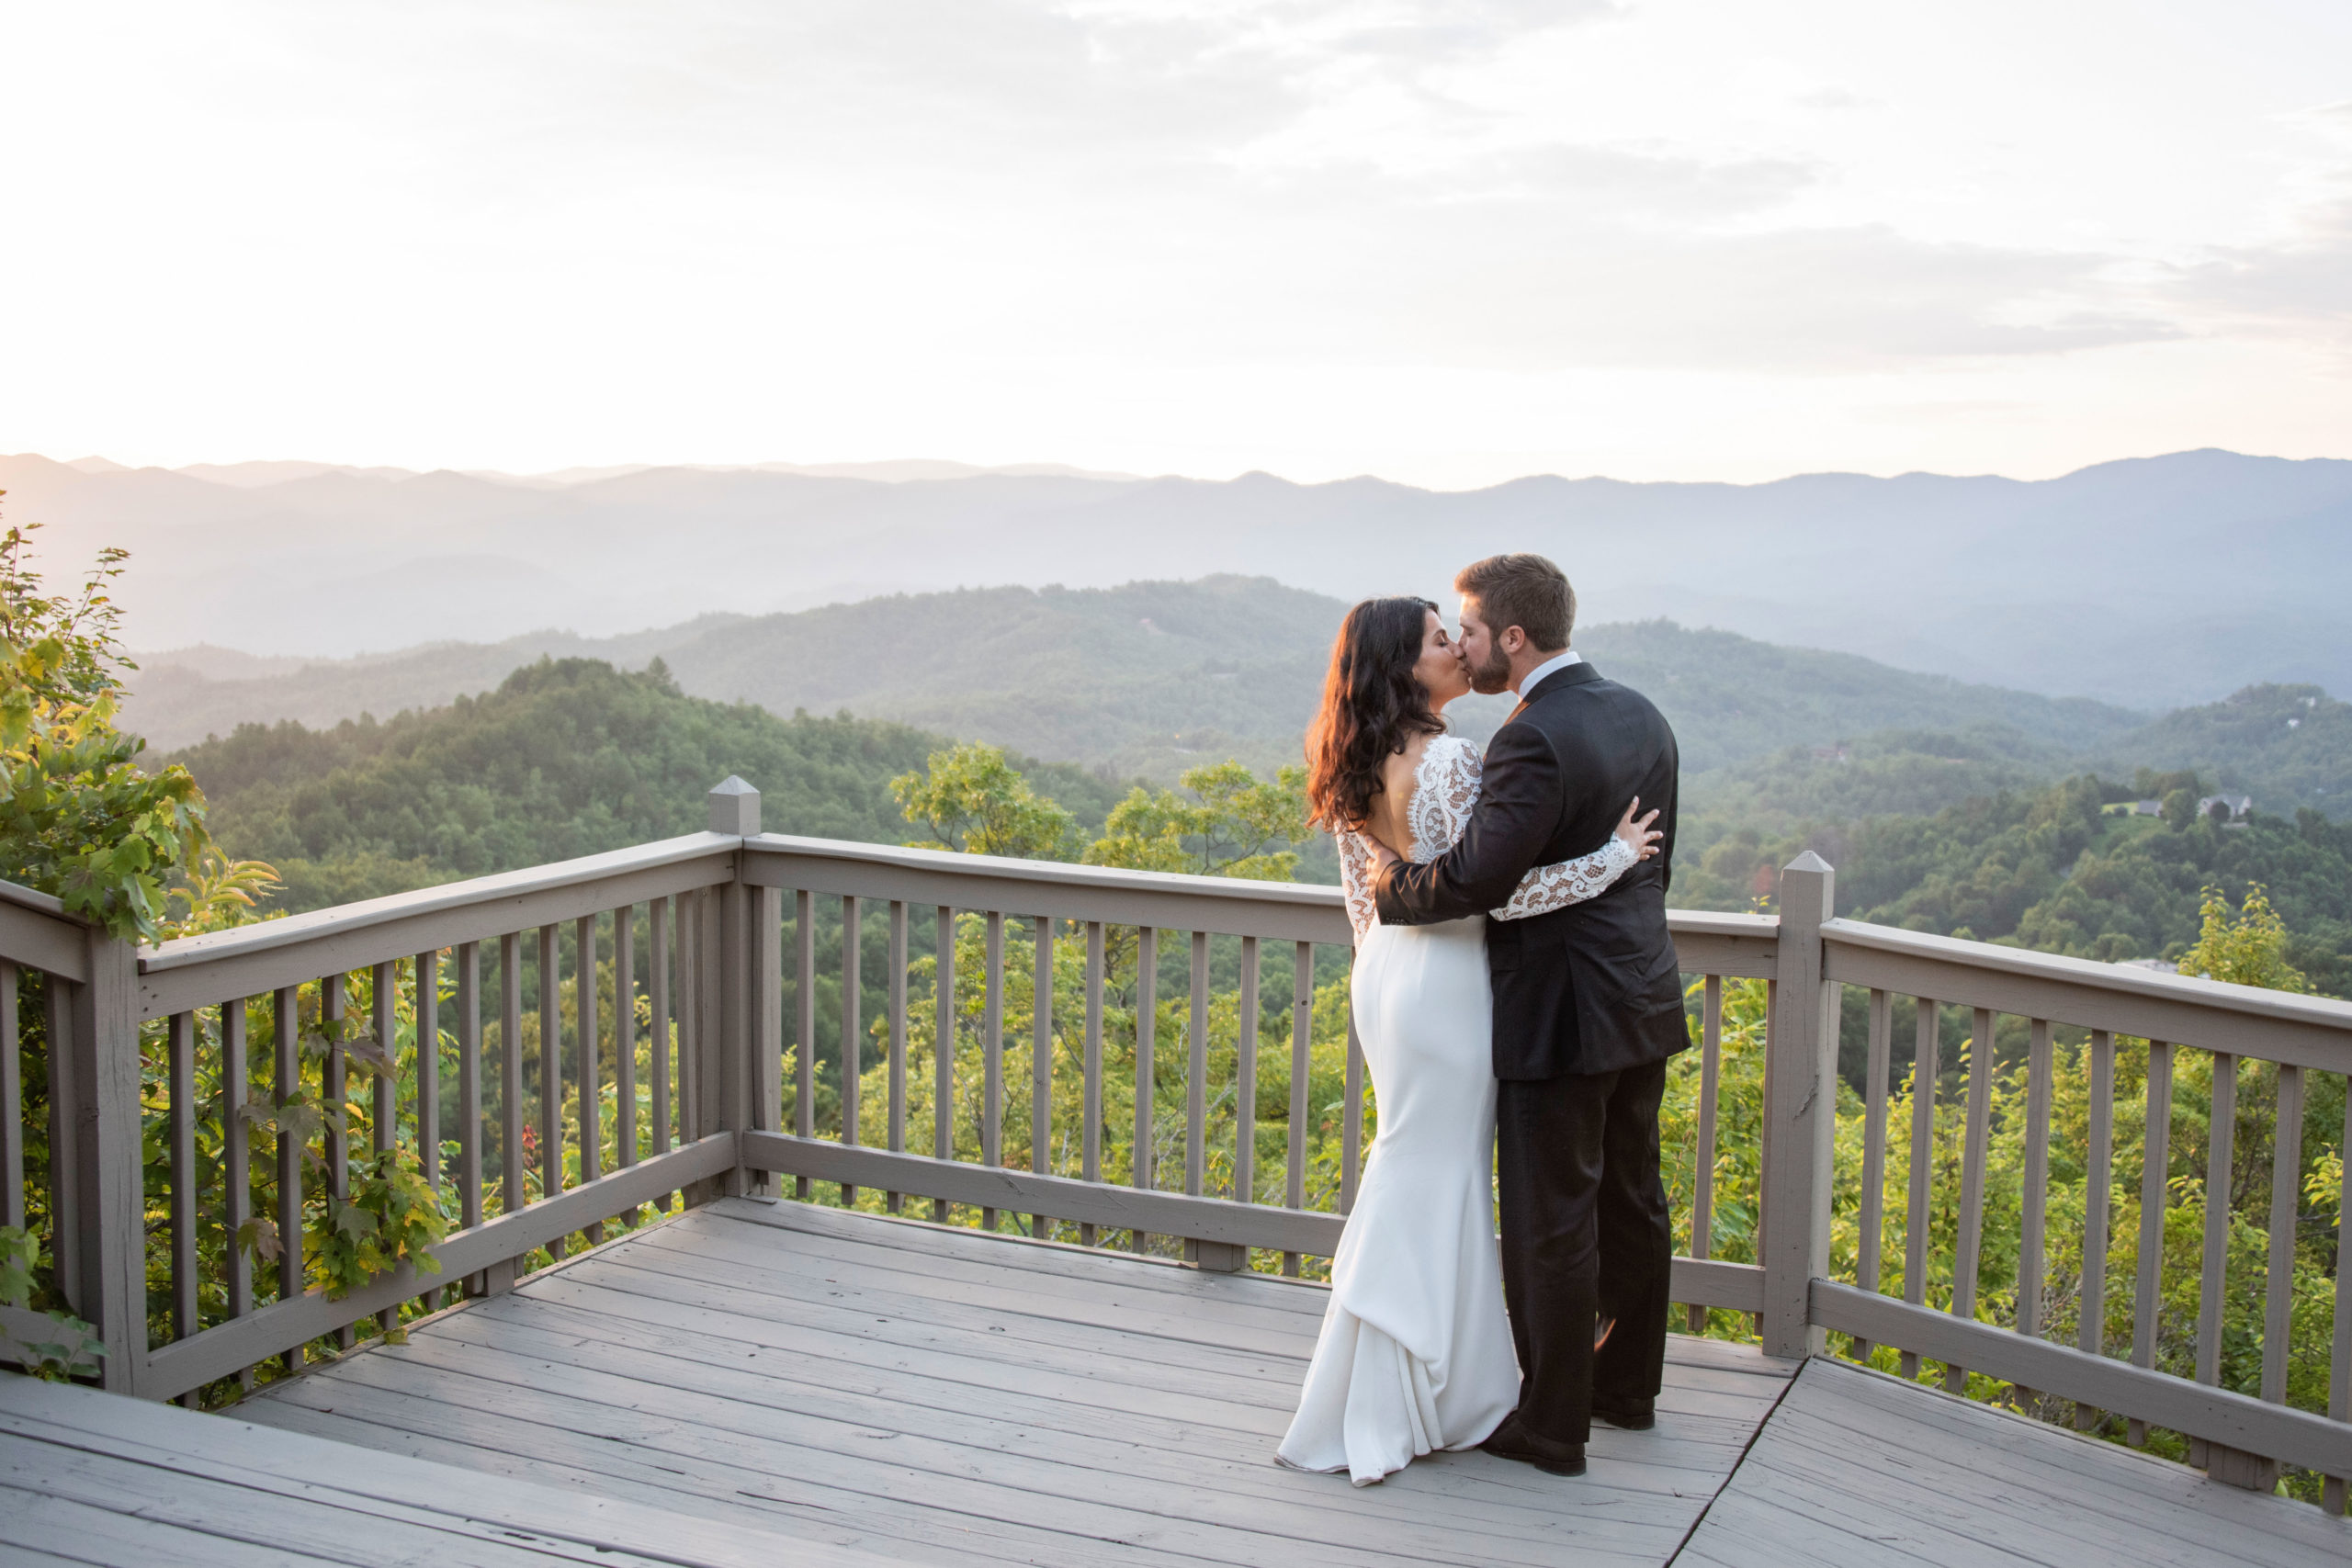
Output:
(118, 575), (2352, 825)
(7, 447), (2349, 709)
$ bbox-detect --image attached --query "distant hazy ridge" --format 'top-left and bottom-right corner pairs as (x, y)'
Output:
(9, 446), (2350, 708)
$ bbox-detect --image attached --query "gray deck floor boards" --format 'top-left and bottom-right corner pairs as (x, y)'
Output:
(235, 1199), (1782, 1566)
(17, 1194), (2346, 1566)
(1675, 1357), (2352, 1568)
(0, 1371), (892, 1567)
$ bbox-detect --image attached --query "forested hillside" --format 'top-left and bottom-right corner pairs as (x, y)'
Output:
(175, 658), (1134, 910)
(1679, 762), (2352, 994)
(129, 575), (2148, 779)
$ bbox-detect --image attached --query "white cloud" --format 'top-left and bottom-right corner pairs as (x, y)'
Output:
(0, 0), (2346, 483)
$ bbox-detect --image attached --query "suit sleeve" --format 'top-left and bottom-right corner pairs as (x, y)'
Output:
(1373, 722), (1562, 927)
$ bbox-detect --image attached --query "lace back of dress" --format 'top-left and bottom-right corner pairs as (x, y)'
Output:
(1405, 736), (1482, 863)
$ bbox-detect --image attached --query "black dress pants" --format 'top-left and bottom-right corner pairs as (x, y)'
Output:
(1495, 1058), (1672, 1446)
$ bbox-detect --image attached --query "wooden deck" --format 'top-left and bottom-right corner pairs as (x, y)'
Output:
(8, 1198), (2348, 1566)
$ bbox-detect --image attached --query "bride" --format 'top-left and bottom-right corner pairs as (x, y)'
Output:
(1275, 596), (1660, 1487)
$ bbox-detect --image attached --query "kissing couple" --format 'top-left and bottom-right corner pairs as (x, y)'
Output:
(1276, 552), (1687, 1485)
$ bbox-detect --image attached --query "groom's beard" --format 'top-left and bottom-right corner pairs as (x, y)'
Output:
(1467, 644), (1513, 695)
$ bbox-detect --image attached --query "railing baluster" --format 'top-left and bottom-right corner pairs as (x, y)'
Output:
(500, 933), (524, 1217)
(415, 950), (440, 1213)
(2018, 1020), (2054, 1342)
(41, 975), (73, 1312)
(1284, 940), (1310, 1278)
(676, 897), (699, 1147)
(2011, 1017), (2055, 1409)
(1187, 931), (1207, 1200)
(2130, 1040), (2174, 1447)
(1689, 974), (1723, 1334)
(273, 986), (302, 1367)
(1340, 996), (1363, 1216)
(1031, 913), (1052, 1240)
(1236, 935), (1259, 1214)
(842, 894), (863, 1208)
(574, 918), (599, 1244)
(2196, 1052), (2237, 1393)
(2262, 1063), (2304, 1410)
(983, 910), (1004, 1231)
(933, 905), (954, 1224)
(1853, 987), (1892, 1359)
(456, 942), (482, 1236)
(167, 1011), (198, 1358)
(322, 974), (352, 1350)
(650, 898), (671, 1168)
(1080, 920), (1103, 1246)
(1132, 927), (1156, 1251)
(2078, 1029), (2115, 1430)
(888, 900), (909, 1215)
(2188, 1049), (2240, 1476)
(0, 961), (17, 1230)
(795, 888), (815, 1202)
(366, 962), (401, 1336)
(1902, 997), (1938, 1382)
(2329, 1071), (2351, 1516)
(1943, 1006), (1996, 1390)
(615, 905), (636, 1177)
(370, 961), (398, 1165)
(538, 924), (562, 1257)
(220, 998), (252, 1382)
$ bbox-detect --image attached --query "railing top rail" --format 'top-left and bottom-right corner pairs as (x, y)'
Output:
(0, 879), (92, 980)
(1823, 916), (2352, 1066)
(744, 830), (1350, 908)
(135, 832), (744, 1020)
(0, 877), (71, 919)
(141, 832), (742, 972)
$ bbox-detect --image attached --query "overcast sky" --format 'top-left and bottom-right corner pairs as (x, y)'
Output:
(5, 1), (2348, 487)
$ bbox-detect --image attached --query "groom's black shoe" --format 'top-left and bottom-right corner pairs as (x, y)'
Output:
(1479, 1415), (1586, 1477)
(1591, 1396), (1656, 1431)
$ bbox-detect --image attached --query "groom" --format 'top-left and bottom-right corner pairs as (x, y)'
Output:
(1371, 552), (1685, 1477)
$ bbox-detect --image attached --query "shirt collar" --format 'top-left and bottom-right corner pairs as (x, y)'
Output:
(1515, 649), (1583, 696)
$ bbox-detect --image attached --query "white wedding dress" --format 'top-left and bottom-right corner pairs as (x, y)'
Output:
(1276, 734), (1638, 1485)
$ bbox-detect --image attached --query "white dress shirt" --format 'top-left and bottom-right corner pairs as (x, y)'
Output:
(1514, 648), (1584, 696)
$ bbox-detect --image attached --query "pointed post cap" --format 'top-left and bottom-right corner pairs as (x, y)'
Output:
(708, 775), (761, 837)
(1778, 849), (1834, 922)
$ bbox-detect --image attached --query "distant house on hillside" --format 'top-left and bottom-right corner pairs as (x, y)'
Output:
(2118, 957), (2178, 974)
(2128, 799), (2164, 817)
(1809, 744), (1850, 763)
(2199, 793), (2253, 824)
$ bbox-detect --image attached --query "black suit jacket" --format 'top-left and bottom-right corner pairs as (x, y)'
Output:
(1373, 660), (1687, 1080)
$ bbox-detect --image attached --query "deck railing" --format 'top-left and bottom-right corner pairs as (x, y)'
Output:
(2, 779), (2346, 1508)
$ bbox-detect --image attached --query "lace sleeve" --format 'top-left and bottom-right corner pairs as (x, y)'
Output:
(1492, 835), (1639, 921)
(1406, 738), (1483, 861)
(1336, 828), (1378, 943)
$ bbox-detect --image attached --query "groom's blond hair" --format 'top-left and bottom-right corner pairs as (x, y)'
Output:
(1456, 554), (1574, 652)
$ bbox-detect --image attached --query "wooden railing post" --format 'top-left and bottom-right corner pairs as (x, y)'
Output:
(1763, 852), (1836, 1360)
(707, 777), (761, 1200)
(67, 925), (144, 1393)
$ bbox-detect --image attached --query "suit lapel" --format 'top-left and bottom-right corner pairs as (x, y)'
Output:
(1506, 660), (1601, 725)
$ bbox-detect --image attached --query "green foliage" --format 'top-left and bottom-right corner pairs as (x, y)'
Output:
(1676, 763), (2352, 995)
(0, 512), (211, 939)
(2176, 884), (2310, 992)
(891, 741), (1080, 859)
(0, 1224), (105, 1381)
(1085, 761), (1311, 881)
(2097, 683), (2352, 823)
(172, 658), (1133, 911)
(306, 1148), (454, 1305)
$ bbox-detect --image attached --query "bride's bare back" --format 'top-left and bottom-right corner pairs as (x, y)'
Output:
(1361, 732), (1438, 862)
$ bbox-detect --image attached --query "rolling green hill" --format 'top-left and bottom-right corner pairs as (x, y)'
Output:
(175, 658), (1134, 911)
(130, 576), (2152, 783)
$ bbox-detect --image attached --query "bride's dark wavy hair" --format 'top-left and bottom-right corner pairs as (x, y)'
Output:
(1305, 596), (1446, 833)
